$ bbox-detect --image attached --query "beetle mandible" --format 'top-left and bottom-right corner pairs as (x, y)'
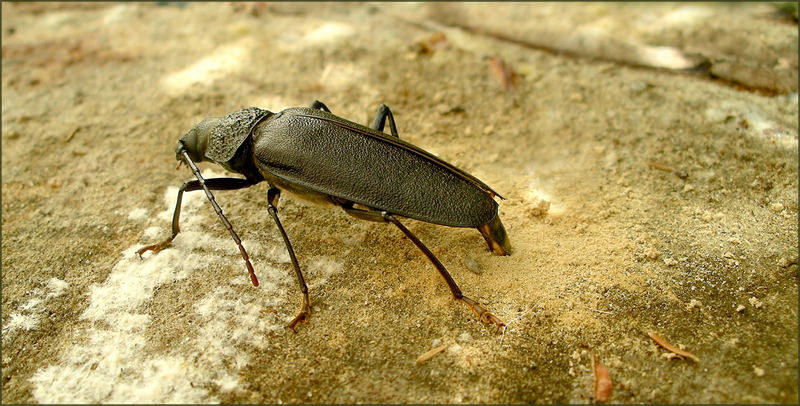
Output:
(138, 100), (512, 332)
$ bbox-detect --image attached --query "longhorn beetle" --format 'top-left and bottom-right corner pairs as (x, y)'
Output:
(138, 101), (512, 332)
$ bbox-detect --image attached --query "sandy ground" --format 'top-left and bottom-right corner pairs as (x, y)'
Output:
(2, 2), (798, 403)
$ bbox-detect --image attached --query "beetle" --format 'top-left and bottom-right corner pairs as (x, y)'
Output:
(138, 100), (512, 332)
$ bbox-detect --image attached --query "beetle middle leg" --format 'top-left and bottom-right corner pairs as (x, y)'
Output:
(266, 187), (311, 332)
(340, 204), (504, 329)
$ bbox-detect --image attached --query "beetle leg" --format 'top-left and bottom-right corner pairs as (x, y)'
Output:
(369, 104), (399, 138)
(381, 212), (505, 330)
(340, 202), (386, 222)
(309, 100), (331, 113)
(266, 188), (311, 332)
(137, 178), (256, 273)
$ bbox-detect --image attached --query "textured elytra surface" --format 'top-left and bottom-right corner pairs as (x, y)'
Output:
(206, 107), (270, 162)
(252, 107), (499, 227)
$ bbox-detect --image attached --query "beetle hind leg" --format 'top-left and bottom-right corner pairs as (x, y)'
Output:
(339, 204), (504, 330)
(380, 212), (504, 330)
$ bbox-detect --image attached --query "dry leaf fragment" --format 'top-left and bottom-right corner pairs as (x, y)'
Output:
(648, 332), (700, 362)
(416, 344), (447, 364)
(488, 56), (519, 90)
(591, 353), (613, 403)
(414, 32), (450, 55)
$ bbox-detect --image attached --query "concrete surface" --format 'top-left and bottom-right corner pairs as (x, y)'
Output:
(2, 2), (798, 403)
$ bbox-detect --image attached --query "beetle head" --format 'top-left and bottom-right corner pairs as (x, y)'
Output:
(176, 117), (219, 163)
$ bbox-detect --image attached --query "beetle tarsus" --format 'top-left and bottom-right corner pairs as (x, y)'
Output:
(136, 238), (174, 258)
(457, 295), (505, 330)
(285, 294), (311, 333)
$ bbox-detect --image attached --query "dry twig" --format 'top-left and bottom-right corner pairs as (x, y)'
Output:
(64, 126), (79, 142)
(648, 332), (700, 362)
(416, 344), (447, 364)
(645, 161), (688, 179)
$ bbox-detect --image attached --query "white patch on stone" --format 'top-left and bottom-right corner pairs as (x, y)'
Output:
(127, 207), (148, 221)
(29, 169), (275, 402)
(46, 278), (69, 299)
(3, 278), (69, 337)
(161, 39), (254, 96)
(30, 167), (346, 402)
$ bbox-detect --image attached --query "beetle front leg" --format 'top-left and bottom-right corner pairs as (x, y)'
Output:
(369, 104), (399, 138)
(137, 177), (255, 257)
(138, 176), (260, 287)
(266, 188), (311, 332)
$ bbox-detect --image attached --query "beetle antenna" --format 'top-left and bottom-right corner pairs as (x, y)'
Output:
(179, 149), (260, 287)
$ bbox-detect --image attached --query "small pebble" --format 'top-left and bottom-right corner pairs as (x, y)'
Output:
(629, 80), (648, 93)
(753, 366), (765, 377)
(749, 297), (763, 308)
(463, 257), (482, 274)
(736, 304), (746, 312)
(528, 198), (551, 217)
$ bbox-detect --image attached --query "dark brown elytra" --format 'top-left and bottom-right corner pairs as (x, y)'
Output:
(138, 100), (512, 332)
